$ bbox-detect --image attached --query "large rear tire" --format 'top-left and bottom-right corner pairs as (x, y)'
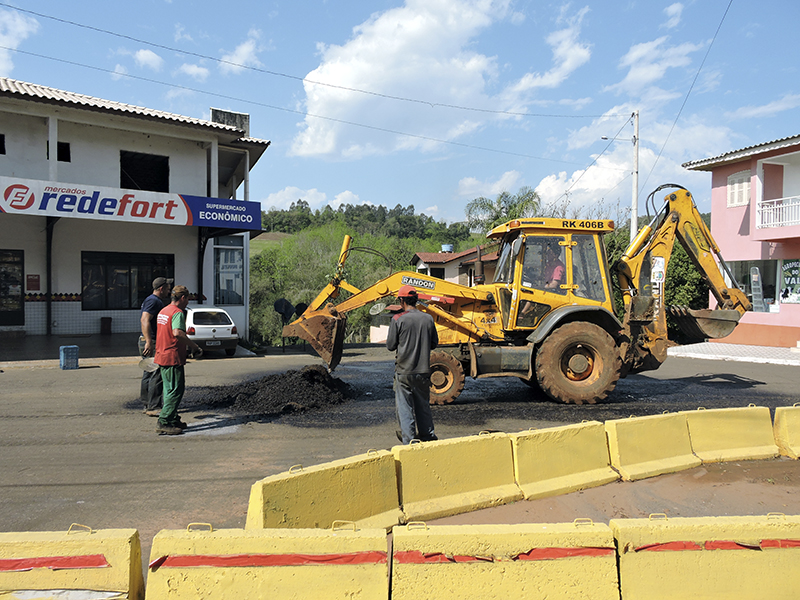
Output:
(429, 351), (466, 405)
(535, 322), (621, 405)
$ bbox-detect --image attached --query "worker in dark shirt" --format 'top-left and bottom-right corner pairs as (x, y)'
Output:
(139, 276), (172, 415)
(386, 285), (439, 444)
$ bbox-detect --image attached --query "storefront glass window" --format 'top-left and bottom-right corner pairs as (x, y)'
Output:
(81, 252), (173, 310)
(214, 236), (244, 305)
(726, 259), (779, 312)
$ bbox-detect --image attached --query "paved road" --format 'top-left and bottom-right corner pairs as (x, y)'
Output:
(0, 345), (797, 567)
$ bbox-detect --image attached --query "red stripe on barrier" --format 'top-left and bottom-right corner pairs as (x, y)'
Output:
(0, 555), (109, 572)
(704, 541), (760, 551)
(761, 539), (800, 549)
(150, 551), (387, 570)
(394, 548), (613, 564)
(516, 547), (615, 561)
(636, 542), (702, 552)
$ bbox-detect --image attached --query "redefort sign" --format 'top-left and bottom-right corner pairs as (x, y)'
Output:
(0, 176), (261, 230)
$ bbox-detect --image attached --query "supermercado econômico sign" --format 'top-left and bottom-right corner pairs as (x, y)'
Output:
(0, 176), (261, 230)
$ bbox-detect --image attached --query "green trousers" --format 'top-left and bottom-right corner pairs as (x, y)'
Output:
(158, 365), (185, 427)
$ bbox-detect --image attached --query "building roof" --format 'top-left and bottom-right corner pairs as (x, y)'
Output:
(683, 134), (800, 171)
(411, 245), (497, 267)
(0, 77), (270, 146)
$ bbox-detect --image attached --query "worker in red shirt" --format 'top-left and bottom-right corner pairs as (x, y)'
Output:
(153, 285), (202, 435)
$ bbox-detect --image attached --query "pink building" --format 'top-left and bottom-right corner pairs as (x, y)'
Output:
(684, 134), (800, 347)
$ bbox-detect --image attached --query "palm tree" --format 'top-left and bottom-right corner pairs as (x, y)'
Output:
(465, 186), (540, 233)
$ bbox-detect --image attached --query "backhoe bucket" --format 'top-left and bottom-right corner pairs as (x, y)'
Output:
(282, 307), (346, 370)
(668, 306), (742, 343)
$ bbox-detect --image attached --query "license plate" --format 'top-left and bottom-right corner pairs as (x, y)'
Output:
(206, 340), (221, 346)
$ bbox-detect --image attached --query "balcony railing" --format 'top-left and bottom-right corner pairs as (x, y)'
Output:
(756, 194), (800, 228)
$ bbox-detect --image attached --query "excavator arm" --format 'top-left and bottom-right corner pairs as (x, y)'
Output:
(614, 185), (751, 372)
(282, 235), (497, 369)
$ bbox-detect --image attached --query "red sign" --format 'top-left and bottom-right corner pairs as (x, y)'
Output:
(26, 274), (40, 291)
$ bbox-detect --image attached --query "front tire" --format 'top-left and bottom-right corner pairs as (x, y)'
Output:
(429, 351), (466, 405)
(535, 322), (621, 404)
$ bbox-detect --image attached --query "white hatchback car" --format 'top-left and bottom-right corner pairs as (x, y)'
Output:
(186, 306), (239, 356)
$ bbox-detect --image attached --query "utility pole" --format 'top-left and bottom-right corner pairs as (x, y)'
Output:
(631, 110), (639, 244)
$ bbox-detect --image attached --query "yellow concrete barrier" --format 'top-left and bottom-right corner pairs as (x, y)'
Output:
(0, 525), (143, 599)
(682, 405), (779, 463)
(774, 404), (800, 459)
(611, 514), (800, 599)
(510, 421), (619, 499)
(393, 433), (523, 521)
(145, 525), (388, 600)
(392, 521), (619, 600)
(605, 413), (701, 481)
(245, 449), (401, 531)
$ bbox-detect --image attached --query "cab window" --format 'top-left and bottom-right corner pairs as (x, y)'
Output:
(493, 234), (520, 284)
(521, 236), (567, 295)
(572, 234), (607, 302)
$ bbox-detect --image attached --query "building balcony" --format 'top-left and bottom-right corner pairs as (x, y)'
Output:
(754, 194), (800, 241)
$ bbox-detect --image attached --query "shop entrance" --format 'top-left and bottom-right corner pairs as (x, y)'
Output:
(0, 249), (24, 326)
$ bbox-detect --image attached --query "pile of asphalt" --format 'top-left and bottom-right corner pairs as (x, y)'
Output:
(193, 364), (351, 416)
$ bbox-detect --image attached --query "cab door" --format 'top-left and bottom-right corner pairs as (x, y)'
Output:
(515, 235), (567, 329)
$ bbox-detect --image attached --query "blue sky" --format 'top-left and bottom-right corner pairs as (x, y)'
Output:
(1, 0), (798, 224)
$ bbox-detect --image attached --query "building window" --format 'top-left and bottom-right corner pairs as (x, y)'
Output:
(81, 251), (173, 310)
(214, 236), (243, 305)
(430, 267), (445, 280)
(120, 150), (169, 192)
(727, 170), (750, 207)
(726, 259), (778, 313)
(45, 141), (71, 162)
(0, 134), (5, 155)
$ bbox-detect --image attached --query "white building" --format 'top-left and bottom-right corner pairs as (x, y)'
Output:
(0, 78), (269, 339)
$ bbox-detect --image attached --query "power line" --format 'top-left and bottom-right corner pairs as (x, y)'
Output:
(3, 45), (630, 169)
(0, 2), (626, 120)
(639, 0), (734, 191)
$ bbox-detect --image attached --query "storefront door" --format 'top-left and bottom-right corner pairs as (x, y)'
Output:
(0, 249), (24, 326)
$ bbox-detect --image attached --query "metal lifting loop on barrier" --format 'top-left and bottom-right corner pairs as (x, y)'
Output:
(748, 403), (757, 408)
(409, 439), (422, 446)
(573, 518), (594, 527)
(67, 523), (93, 535)
(289, 464), (304, 474)
(367, 449), (379, 456)
(186, 523), (213, 532)
(767, 512), (786, 520)
(331, 520), (357, 532)
(648, 513), (668, 521)
(406, 521), (428, 531)
(697, 407), (706, 410)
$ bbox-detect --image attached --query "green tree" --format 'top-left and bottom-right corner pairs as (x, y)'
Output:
(465, 186), (540, 232)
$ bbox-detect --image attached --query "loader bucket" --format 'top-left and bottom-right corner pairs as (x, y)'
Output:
(282, 307), (347, 370)
(667, 306), (742, 343)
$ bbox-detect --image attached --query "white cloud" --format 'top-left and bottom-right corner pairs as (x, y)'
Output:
(330, 190), (361, 209)
(262, 186), (327, 212)
(662, 3), (683, 29)
(177, 63), (209, 81)
(605, 36), (704, 97)
(134, 49), (164, 71)
(457, 170), (523, 198)
(0, 9), (39, 76)
(291, 1), (587, 159)
(174, 24), (193, 43)
(220, 29), (263, 74)
(507, 6), (591, 94)
(112, 64), (128, 80)
(725, 94), (800, 120)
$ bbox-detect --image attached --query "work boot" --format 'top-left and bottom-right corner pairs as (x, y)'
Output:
(156, 424), (183, 436)
(144, 409), (161, 417)
(175, 420), (188, 430)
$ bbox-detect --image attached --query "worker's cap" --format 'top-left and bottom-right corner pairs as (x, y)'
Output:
(398, 285), (418, 299)
(153, 276), (174, 289)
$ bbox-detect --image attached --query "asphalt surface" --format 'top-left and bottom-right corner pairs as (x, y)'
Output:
(1, 339), (798, 572)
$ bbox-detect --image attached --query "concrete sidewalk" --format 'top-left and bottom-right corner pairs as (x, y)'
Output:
(668, 341), (800, 366)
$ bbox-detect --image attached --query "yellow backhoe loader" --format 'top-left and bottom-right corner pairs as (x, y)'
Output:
(283, 185), (751, 404)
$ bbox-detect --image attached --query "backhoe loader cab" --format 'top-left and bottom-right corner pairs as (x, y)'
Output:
(485, 218), (617, 335)
(283, 185), (750, 405)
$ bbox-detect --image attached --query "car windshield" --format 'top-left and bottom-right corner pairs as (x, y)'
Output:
(192, 311), (232, 326)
